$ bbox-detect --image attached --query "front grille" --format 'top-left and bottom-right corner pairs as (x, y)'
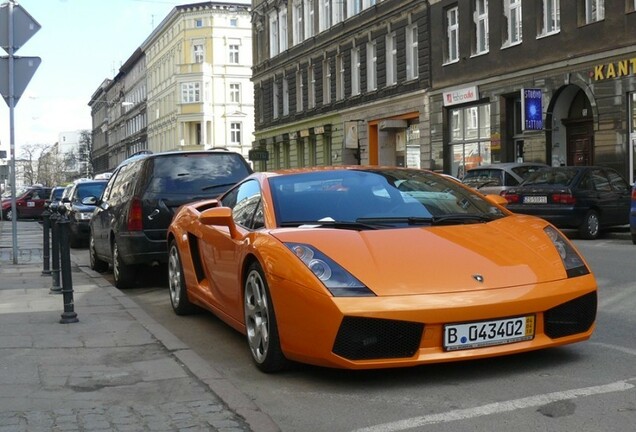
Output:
(332, 317), (423, 360)
(544, 292), (597, 338)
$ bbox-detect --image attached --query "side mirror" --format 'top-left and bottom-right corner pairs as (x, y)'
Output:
(62, 197), (70, 203)
(82, 196), (98, 205)
(199, 206), (240, 240)
(485, 194), (509, 207)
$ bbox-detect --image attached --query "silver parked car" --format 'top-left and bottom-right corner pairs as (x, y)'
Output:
(462, 162), (548, 195)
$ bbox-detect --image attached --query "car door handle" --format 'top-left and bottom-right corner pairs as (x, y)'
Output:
(148, 209), (160, 220)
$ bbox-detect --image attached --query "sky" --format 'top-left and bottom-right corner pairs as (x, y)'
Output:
(0, 0), (192, 159)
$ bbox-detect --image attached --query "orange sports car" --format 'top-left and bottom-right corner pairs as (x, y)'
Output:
(166, 167), (597, 372)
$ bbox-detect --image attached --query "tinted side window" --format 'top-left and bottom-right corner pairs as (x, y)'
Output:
(110, 162), (139, 201)
(504, 172), (518, 186)
(591, 169), (611, 192)
(606, 170), (628, 191)
(222, 180), (262, 229)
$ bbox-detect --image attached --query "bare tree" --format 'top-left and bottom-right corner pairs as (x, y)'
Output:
(19, 144), (47, 185)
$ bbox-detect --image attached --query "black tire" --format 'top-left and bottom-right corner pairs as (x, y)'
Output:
(168, 239), (196, 315)
(69, 231), (82, 248)
(632, 233), (636, 245)
(243, 261), (288, 373)
(579, 210), (600, 240)
(4, 209), (13, 221)
(89, 232), (108, 273)
(112, 240), (136, 289)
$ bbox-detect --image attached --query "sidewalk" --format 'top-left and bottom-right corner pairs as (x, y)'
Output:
(0, 220), (279, 432)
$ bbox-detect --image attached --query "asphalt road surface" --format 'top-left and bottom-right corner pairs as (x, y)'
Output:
(87, 229), (636, 432)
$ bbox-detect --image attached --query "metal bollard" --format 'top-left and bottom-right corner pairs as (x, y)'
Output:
(57, 205), (78, 324)
(41, 203), (51, 275)
(49, 203), (62, 294)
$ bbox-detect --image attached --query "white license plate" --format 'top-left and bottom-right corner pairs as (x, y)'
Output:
(523, 196), (547, 204)
(444, 316), (535, 351)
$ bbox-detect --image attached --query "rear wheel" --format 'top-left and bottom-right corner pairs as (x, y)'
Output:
(168, 239), (196, 315)
(3, 209), (13, 221)
(579, 210), (600, 240)
(112, 240), (136, 289)
(244, 261), (288, 373)
(89, 232), (108, 273)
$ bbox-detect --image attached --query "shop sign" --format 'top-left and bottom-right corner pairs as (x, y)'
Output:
(592, 58), (636, 81)
(248, 148), (269, 161)
(300, 129), (309, 137)
(443, 86), (479, 106)
(521, 88), (543, 131)
(314, 126), (325, 134)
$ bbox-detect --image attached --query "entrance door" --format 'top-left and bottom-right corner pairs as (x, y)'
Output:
(565, 121), (594, 166)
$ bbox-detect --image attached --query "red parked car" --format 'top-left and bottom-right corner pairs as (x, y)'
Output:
(1, 185), (52, 221)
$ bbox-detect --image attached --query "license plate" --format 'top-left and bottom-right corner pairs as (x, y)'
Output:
(444, 315), (535, 351)
(523, 196), (547, 204)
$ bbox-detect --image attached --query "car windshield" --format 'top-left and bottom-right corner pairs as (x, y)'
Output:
(147, 154), (252, 194)
(521, 168), (578, 187)
(269, 169), (507, 228)
(76, 183), (107, 201)
(461, 169), (503, 188)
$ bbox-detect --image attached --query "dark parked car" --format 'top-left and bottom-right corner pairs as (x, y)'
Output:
(1, 185), (52, 220)
(462, 162), (548, 195)
(502, 166), (630, 239)
(88, 150), (253, 288)
(48, 186), (66, 206)
(62, 178), (108, 247)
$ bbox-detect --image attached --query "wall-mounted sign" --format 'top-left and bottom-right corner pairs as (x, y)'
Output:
(300, 129), (309, 137)
(521, 88), (543, 131)
(344, 121), (359, 149)
(314, 126), (325, 134)
(443, 85), (479, 107)
(248, 148), (269, 161)
(592, 57), (636, 81)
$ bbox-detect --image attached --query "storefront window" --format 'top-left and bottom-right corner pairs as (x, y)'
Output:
(449, 103), (491, 179)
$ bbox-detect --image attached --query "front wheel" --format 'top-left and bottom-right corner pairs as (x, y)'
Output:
(3, 209), (13, 221)
(168, 240), (196, 315)
(579, 210), (600, 240)
(89, 232), (108, 273)
(112, 240), (136, 289)
(244, 261), (288, 373)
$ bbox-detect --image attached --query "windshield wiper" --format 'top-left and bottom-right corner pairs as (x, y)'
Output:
(201, 182), (239, 191)
(430, 214), (497, 225)
(279, 220), (380, 230)
(356, 216), (434, 226)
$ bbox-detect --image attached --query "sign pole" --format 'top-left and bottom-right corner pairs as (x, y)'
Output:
(7, 0), (18, 264)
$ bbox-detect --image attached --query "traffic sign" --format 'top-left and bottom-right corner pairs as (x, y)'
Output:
(0, 2), (41, 53)
(0, 55), (40, 106)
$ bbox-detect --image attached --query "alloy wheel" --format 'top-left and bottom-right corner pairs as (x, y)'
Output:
(244, 269), (270, 364)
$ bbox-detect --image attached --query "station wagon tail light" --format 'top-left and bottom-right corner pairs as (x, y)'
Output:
(631, 188), (636, 200)
(285, 242), (375, 297)
(127, 197), (143, 231)
(551, 193), (576, 205)
(544, 226), (589, 278)
(501, 192), (519, 204)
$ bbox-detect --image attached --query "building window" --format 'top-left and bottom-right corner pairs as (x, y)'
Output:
(269, 11), (279, 56)
(323, 59), (331, 104)
(283, 77), (289, 116)
(230, 122), (242, 145)
(449, 103), (491, 179)
(584, 0), (604, 23)
(336, 54), (344, 100)
(304, 0), (315, 38)
(351, 47), (360, 96)
(230, 18), (238, 27)
(347, 0), (362, 18)
(366, 41), (377, 92)
(540, 0), (560, 35)
(293, 0), (304, 45)
(296, 69), (304, 111)
(229, 40), (240, 64)
(333, 0), (344, 25)
(273, 81), (279, 119)
(279, 8), (288, 52)
(445, 6), (459, 63)
(229, 83), (240, 103)
(181, 82), (201, 103)
(308, 64), (316, 109)
(503, 0), (522, 46)
(194, 44), (204, 63)
(320, 0), (331, 31)
(406, 24), (418, 80)
(195, 18), (203, 27)
(473, 0), (489, 55)
(386, 32), (397, 86)
(629, 0), (636, 13)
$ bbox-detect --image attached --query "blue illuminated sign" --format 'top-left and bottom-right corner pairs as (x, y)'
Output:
(522, 88), (543, 131)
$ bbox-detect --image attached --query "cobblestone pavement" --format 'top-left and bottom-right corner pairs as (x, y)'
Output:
(0, 220), (278, 432)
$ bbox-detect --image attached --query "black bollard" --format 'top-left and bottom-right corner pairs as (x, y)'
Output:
(57, 206), (78, 324)
(41, 203), (51, 275)
(49, 203), (62, 294)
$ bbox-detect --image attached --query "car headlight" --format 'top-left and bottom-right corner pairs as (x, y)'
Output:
(75, 212), (92, 221)
(544, 226), (589, 277)
(285, 242), (375, 297)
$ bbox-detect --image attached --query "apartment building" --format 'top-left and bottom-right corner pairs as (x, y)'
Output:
(429, 0), (636, 182)
(251, 0), (430, 171)
(89, 1), (253, 171)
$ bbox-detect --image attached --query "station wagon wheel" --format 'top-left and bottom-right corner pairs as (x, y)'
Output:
(3, 209), (13, 221)
(168, 239), (196, 315)
(89, 232), (108, 273)
(112, 240), (136, 289)
(579, 210), (600, 240)
(244, 261), (288, 373)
